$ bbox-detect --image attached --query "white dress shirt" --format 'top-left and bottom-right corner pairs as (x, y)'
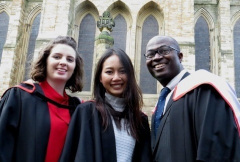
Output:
(163, 69), (188, 114)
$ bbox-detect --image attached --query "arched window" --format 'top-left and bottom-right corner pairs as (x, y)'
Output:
(111, 14), (127, 51)
(78, 13), (96, 91)
(0, 11), (9, 64)
(234, 18), (240, 97)
(194, 16), (210, 71)
(140, 15), (159, 94)
(24, 13), (41, 80)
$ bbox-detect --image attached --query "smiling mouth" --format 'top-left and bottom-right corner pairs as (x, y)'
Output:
(154, 64), (166, 70)
(57, 68), (67, 72)
(111, 84), (123, 89)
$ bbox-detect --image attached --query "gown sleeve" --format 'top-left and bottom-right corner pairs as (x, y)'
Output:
(193, 85), (240, 161)
(60, 102), (96, 162)
(133, 114), (152, 162)
(0, 88), (21, 161)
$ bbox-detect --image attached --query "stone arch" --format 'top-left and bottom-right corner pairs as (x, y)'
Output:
(194, 8), (216, 72)
(231, 10), (240, 28)
(136, 2), (164, 94)
(108, 1), (132, 24)
(74, 1), (99, 41)
(107, 1), (133, 52)
(194, 8), (214, 30)
(0, 3), (10, 15)
(26, 4), (42, 25)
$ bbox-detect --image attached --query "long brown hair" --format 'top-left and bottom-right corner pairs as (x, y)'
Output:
(93, 48), (143, 140)
(31, 36), (84, 92)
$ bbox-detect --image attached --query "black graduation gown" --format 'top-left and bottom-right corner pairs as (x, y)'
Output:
(0, 83), (80, 162)
(60, 101), (152, 162)
(151, 84), (240, 162)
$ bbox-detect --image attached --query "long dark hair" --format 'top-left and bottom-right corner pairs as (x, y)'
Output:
(93, 48), (143, 140)
(31, 36), (84, 92)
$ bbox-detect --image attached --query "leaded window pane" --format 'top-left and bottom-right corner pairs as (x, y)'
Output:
(111, 14), (127, 51)
(78, 14), (96, 91)
(24, 13), (41, 80)
(140, 15), (159, 94)
(234, 19), (240, 97)
(195, 16), (210, 71)
(0, 11), (9, 64)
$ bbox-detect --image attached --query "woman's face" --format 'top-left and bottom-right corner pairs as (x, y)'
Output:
(46, 44), (76, 85)
(100, 54), (127, 98)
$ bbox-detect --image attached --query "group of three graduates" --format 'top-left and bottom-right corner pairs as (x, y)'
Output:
(1, 35), (240, 162)
(0, 36), (151, 162)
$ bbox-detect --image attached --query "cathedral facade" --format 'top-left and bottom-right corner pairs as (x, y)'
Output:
(0, 0), (240, 115)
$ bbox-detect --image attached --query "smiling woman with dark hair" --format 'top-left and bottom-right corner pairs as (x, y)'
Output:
(60, 48), (152, 162)
(0, 36), (84, 162)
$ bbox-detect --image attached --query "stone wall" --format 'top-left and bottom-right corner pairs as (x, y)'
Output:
(0, 0), (240, 117)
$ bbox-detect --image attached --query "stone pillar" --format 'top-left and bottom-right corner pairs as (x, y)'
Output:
(33, 0), (74, 61)
(0, 0), (25, 94)
(95, 29), (114, 61)
(95, 11), (115, 62)
(163, 0), (195, 72)
(218, 0), (234, 86)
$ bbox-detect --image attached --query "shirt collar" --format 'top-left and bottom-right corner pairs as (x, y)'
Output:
(166, 69), (187, 90)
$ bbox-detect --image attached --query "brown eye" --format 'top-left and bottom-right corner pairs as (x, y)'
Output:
(67, 58), (74, 62)
(119, 69), (126, 74)
(146, 52), (155, 58)
(53, 55), (60, 59)
(105, 70), (113, 74)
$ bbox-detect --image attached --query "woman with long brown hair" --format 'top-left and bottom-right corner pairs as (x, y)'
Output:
(0, 36), (84, 162)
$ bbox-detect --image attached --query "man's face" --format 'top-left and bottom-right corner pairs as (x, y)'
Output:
(145, 37), (183, 86)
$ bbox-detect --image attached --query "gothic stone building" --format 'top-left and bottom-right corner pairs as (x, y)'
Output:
(0, 0), (240, 116)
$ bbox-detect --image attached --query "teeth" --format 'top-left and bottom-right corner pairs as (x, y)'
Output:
(155, 64), (164, 68)
(112, 84), (121, 88)
(58, 69), (66, 72)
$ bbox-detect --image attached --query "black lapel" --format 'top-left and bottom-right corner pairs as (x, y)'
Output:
(101, 116), (117, 161)
(180, 72), (190, 81)
(34, 84), (50, 161)
(154, 101), (172, 150)
(153, 71), (190, 150)
(151, 112), (156, 150)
